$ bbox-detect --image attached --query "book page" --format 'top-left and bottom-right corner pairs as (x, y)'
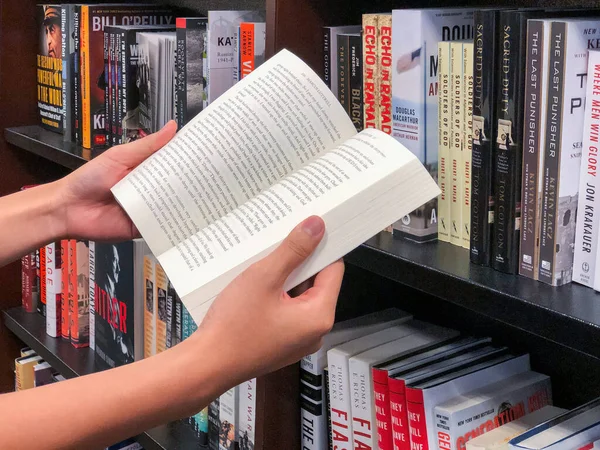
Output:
(111, 49), (357, 257)
(156, 128), (439, 324)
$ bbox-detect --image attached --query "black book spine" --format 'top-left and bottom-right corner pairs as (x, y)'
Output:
(165, 281), (174, 349)
(491, 12), (527, 273)
(538, 21), (567, 285)
(470, 10), (498, 266)
(73, 6), (81, 145)
(337, 34), (350, 117)
(116, 29), (125, 146)
(60, 5), (70, 140)
(208, 397), (220, 450)
(323, 28), (331, 88)
(349, 34), (363, 132)
(176, 21), (186, 129)
(519, 20), (545, 279)
(103, 29), (111, 147)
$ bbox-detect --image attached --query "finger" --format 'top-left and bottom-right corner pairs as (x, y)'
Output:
(106, 120), (177, 168)
(257, 215), (325, 287)
(300, 259), (345, 309)
(289, 274), (316, 298)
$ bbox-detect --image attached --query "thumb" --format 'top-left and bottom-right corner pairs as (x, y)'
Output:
(262, 216), (325, 287)
(106, 120), (177, 168)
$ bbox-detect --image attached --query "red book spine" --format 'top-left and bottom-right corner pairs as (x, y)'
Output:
(406, 388), (428, 450)
(21, 253), (33, 312)
(373, 368), (393, 450)
(61, 240), (70, 339)
(39, 246), (47, 316)
(389, 378), (410, 450)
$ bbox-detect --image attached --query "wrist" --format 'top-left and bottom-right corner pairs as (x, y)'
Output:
(45, 180), (69, 240)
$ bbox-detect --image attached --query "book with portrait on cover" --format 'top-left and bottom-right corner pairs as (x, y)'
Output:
(110, 49), (440, 325)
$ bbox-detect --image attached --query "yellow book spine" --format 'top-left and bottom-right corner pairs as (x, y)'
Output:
(438, 41), (452, 243)
(450, 42), (464, 246)
(462, 42), (474, 249)
(154, 263), (168, 354)
(81, 6), (91, 149)
(143, 255), (155, 358)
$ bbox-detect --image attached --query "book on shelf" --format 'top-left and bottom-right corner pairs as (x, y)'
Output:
(110, 48), (440, 326)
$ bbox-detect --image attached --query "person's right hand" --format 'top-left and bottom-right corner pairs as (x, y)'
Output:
(189, 215), (344, 389)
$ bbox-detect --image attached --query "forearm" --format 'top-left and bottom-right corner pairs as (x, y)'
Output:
(0, 333), (226, 450)
(0, 182), (66, 267)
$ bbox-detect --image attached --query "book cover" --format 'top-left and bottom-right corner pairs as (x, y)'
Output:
(94, 240), (146, 368)
(37, 5), (63, 134)
(79, 4), (174, 148)
(391, 8), (474, 242)
(206, 10), (265, 104)
(539, 19), (600, 286)
(176, 18), (208, 129)
(576, 50), (600, 288)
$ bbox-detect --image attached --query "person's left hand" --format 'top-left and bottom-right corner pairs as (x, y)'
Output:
(55, 121), (177, 241)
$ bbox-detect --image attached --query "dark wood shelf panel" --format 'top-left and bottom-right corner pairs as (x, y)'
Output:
(2, 307), (203, 450)
(345, 232), (600, 359)
(4, 126), (102, 170)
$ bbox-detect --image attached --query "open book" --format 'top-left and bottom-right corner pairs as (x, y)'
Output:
(111, 49), (440, 325)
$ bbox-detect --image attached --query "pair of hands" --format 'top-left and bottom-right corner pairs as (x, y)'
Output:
(55, 120), (343, 383)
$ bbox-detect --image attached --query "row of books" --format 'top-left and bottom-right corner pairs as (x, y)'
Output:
(36, 4), (266, 148)
(13, 347), (144, 450)
(324, 8), (600, 291)
(20, 234), (256, 449)
(299, 308), (600, 450)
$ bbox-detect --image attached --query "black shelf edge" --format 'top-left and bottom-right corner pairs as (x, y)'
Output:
(2, 307), (202, 450)
(345, 232), (600, 359)
(4, 125), (105, 170)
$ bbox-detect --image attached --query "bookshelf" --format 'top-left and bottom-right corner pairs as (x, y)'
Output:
(3, 0), (600, 449)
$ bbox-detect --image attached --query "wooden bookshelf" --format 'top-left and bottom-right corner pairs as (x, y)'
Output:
(4, 0), (600, 449)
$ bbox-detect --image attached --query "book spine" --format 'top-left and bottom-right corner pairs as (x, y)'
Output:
(155, 263), (168, 353)
(520, 20), (545, 280)
(238, 377), (257, 448)
(300, 352), (327, 450)
(378, 14), (392, 135)
(363, 14), (379, 130)
(45, 242), (62, 338)
(350, 357), (377, 449)
(323, 28), (331, 88)
(338, 34), (350, 121)
(240, 22), (255, 79)
(389, 378), (410, 450)
(538, 22), (567, 285)
(462, 43), (474, 249)
(406, 388), (429, 450)
(60, 5), (71, 140)
(38, 246), (46, 316)
(325, 368), (333, 450)
(71, 240), (89, 348)
(80, 6), (91, 148)
(349, 34), (363, 132)
(33, 249), (40, 314)
(104, 29), (111, 147)
(470, 11), (497, 265)
(144, 255), (155, 358)
(450, 42), (464, 246)
(21, 252), (33, 312)
(438, 41), (451, 243)
(174, 290), (182, 345)
(111, 31), (119, 146)
(117, 29), (126, 144)
(68, 239), (77, 343)
(373, 368), (393, 450)
(208, 396), (220, 450)
(492, 12), (525, 274)
(165, 280), (174, 349)
(61, 240), (70, 339)
(73, 6), (81, 145)
(328, 350), (353, 450)
(575, 51), (600, 287)
(88, 240), (95, 350)
(176, 19), (186, 129)
(219, 387), (238, 450)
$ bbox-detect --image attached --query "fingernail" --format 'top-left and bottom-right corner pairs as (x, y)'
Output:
(302, 216), (324, 237)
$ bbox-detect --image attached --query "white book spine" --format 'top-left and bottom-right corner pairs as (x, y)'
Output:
(45, 242), (62, 338)
(219, 386), (239, 450)
(349, 357), (378, 449)
(575, 50), (600, 288)
(88, 240), (95, 350)
(238, 378), (256, 447)
(328, 349), (354, 449)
